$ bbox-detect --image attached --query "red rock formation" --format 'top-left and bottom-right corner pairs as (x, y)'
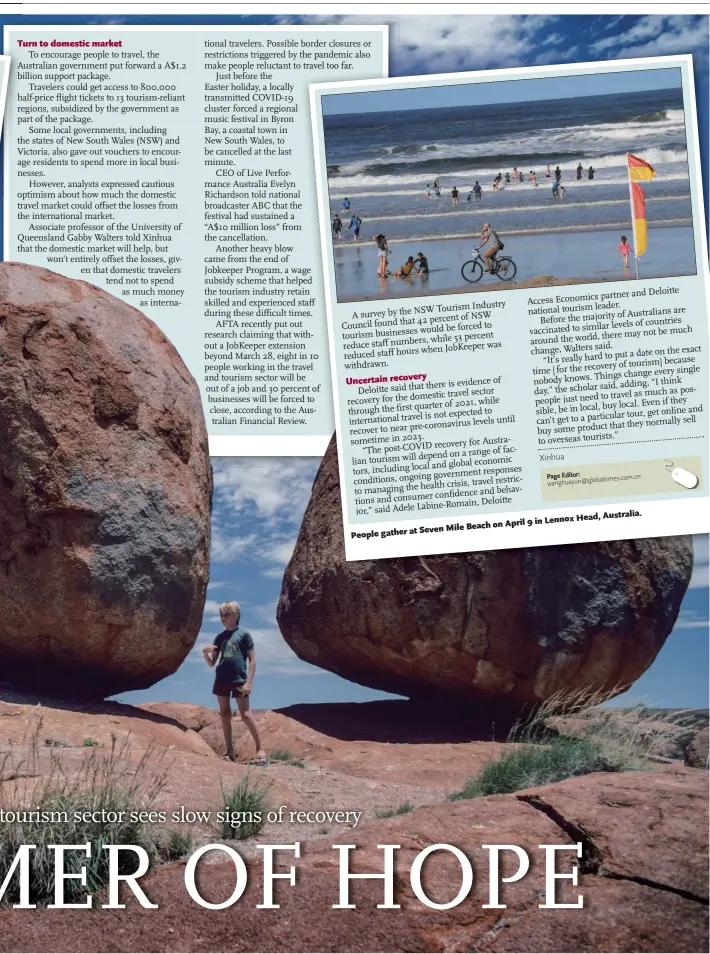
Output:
(0, 263), (211, 697)
(685, 726), (709, 768)
(277, 438), (692, 710)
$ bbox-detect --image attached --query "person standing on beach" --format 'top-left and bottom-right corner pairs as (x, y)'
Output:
(452, 186), (459, 206)
(425, 183), (432, 199)
(348, 214), (362, 240)
(373, 233), (389, 277)
(559, 184), (566, 200)
(617, 235), (634, 275)
(203, 601), (267, 765)
(473, 181), (483, 200)
(576, 162), (584, 180)
(332, 214), (343, 240)
(530, 171), (537, 187)
(546, 165), (551, 178)
(513, 166), (518, 182)
(554, 165), (562, 181)
(552, 179), (560, 199)
(588, 166), (595, 179)
(343, 197), (351, 210)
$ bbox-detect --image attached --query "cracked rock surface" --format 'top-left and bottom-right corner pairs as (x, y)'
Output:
(0, 263), (212, 696)
(277, 437), (692, 708)
(0, 697), (706, 952)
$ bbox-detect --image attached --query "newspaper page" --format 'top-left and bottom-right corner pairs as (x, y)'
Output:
(310, 56), (710, 560)
(3, 24), (387, 456)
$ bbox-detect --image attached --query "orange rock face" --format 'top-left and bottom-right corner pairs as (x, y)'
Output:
(0, 263), (212, 697)
(278, 438), (692, 709)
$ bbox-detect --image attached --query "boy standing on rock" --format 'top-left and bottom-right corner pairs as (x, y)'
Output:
(203, 601), (268, 765)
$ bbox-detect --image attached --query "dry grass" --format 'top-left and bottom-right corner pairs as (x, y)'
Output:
(450, 686), (700, 800)
(0, 720), (191, 906)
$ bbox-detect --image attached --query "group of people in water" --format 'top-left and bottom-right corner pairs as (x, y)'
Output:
(332, 204), (362, 241)
(424, 162), (596, 203)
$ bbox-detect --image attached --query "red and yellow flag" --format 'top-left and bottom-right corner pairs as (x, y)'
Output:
(628, 153), (656, 181)
(631, 182), (648, 257)
(628, 154), (655, 257)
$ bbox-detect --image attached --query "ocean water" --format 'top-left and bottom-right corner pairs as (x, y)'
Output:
(324, 88), (693, 242)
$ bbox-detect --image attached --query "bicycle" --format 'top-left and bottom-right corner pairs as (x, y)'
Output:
(461, 247), (517, 283)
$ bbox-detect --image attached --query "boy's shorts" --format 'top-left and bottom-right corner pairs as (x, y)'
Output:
(213, 680), (246, 698)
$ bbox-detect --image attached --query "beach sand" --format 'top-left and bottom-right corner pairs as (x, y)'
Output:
(334, 225), (696, 303)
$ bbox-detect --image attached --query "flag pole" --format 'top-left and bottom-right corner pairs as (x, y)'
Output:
(626, 153), (639, 279)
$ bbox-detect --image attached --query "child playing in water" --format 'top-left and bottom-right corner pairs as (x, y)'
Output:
(393, 256), (415, 278)
(617, 235), (634, 275)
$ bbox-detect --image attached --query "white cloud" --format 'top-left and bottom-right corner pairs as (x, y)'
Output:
(265, 537), (297, 567)
(674, 612), (710, 630)
(203, 600), (223, 620)
(590, 14), (708, 61)
(277, 13), (561, 73)
(208, 458), (318, 576)
(261, 565), (288, 580)
(212, 458), (317, 523)
(210, 529), (259, 564)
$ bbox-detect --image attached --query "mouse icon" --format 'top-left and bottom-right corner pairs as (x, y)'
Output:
(671, 467), (699, 489)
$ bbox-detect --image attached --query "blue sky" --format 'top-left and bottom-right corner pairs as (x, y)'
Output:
(0, 9), (705, 712)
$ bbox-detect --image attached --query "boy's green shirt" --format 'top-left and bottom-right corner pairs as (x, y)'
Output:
(214, 628), (254, 684)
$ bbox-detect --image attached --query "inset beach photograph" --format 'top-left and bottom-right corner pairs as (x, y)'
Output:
(319, 67), (697, 302)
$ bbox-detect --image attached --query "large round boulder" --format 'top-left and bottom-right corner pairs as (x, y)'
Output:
(277, 438), (692, 710)
(0, 263), (212, 697)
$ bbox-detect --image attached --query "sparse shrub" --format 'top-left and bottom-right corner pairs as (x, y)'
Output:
(290, 760), (305, 769)
(448, 686), (690, 800)
(82, 737), (101, 748)
(375, 801), (415, 819)
(220, 774), (269, 840)
(0, 731), (187, 906)
(450, 736), (618, 800)
(154, 829), (193, 863)
(270, 749), (294, 762)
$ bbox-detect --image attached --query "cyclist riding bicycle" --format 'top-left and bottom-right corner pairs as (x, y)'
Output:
(477, 223), (503, 273)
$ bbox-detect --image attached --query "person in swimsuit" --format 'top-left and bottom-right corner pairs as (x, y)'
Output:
(452, 186), (459, 205)
(373, 233), (389, 276)
(617, 235), (633, 274)
(332, 214), (342, 240)
(393, 256), (415, 278)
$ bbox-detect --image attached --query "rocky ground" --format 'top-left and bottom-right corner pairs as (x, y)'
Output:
(0, 693), (707, 952)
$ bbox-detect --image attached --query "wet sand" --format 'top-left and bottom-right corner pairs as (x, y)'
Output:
(333, 225), (696, 303)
